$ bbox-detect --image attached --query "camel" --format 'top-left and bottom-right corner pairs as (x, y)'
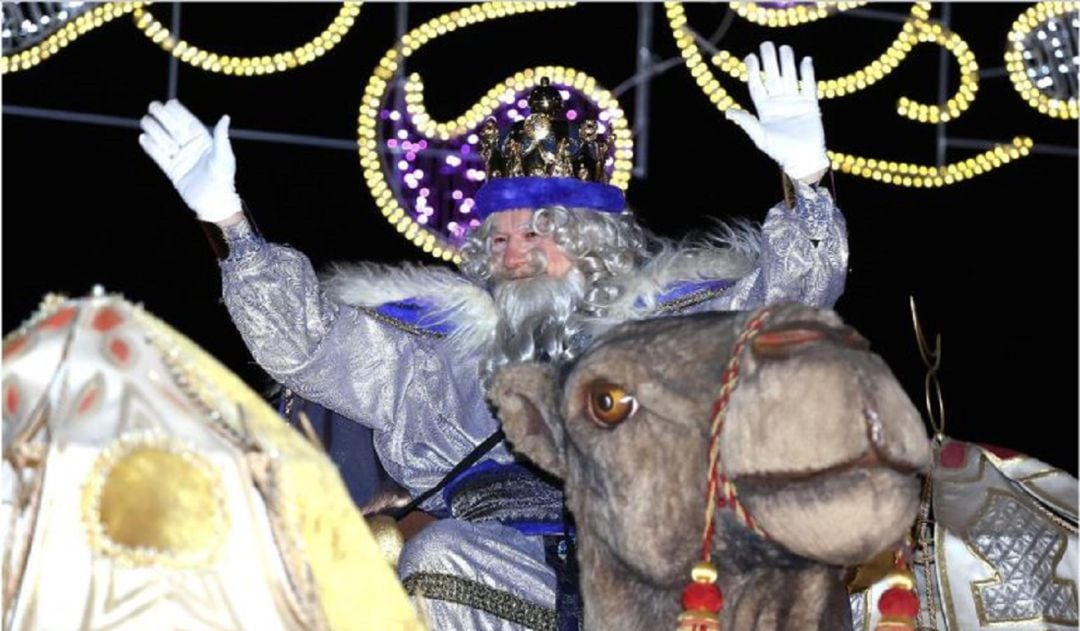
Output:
(491, 302), (932, 630)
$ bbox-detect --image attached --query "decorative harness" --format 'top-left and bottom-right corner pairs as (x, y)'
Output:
(676, 307), (921, 631)
(677, 307), (772, 631)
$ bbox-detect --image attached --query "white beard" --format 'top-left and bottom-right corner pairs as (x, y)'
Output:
(481, 268), (588, 382)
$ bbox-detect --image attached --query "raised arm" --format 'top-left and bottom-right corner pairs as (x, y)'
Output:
(720, 42), (847, 309)
(136, 101), (476, 437)
(214, 223), (481, 443)
(138, 100), (340, 377)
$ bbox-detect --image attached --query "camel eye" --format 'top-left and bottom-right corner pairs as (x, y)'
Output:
(586, 382), (638, 427)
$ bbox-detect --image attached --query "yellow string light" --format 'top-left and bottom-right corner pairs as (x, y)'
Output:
(359, 2), (634, 263)
(2, 3), (135, 75)
(1005, 2), (1079, 120)
(729, 2), (867, 28)
(829, 137), (1033, 187)
(700, 2), (980, 123)
(130, 2), (362, 76)
(666, 2), (1027, 187)
(666, 2), (738, 110)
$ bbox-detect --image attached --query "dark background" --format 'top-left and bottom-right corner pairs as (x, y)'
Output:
(3, 3), (1077, 473)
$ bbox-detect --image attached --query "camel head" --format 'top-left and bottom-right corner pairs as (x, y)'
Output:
(491, 303), (931, 591)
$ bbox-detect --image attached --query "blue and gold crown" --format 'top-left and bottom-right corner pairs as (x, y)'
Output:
(474, 78), (626, 218)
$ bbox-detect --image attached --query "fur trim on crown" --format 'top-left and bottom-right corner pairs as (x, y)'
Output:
(323, 262), (499, 356)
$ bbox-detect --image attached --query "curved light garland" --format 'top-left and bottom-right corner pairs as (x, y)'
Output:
(1, 3), (134, 75)
(359, 1), (628, 263)
(666, 2), (1028, 188)
(1005, 2), (1079, 120)
(684, 2), (979, 123)
(365, 66), (629, 263)
(728, 2), (866, 28)
(829, 137), (1032, 187)
(130, 2), (362, 76)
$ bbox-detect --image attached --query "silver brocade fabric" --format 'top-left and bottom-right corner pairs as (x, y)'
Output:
(696, 179), (848, 312)
(218, 184), (847, 629)
(850, 441), (1078, 630)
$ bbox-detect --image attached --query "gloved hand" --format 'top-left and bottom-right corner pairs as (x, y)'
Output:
(138, 99), (242, 223)
(726, 42), (829, 181)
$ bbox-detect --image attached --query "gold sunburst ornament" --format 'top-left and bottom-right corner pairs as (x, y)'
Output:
(82, 433), (229, 568)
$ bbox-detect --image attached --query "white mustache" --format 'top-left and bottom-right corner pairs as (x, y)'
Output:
(493, 272), (583, 331)
(491, 248), (549, 282)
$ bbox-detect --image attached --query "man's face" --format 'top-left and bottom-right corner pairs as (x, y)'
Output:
(489, 209), (573, 280)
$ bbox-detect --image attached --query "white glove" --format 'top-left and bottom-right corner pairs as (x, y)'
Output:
(138, 99), (242, 223)
(726, 42), (829, 181)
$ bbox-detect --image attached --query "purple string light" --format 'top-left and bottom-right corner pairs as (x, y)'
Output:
(379, 84), (615, 248)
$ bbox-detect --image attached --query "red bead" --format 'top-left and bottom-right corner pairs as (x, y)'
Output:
(682, 582), (724, 613)
(878, 587), (919, 618)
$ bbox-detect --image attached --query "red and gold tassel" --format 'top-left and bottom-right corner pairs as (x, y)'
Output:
(874, 550), (919, 630)
(677, 310), (772, 631)
(677, 561), (723, 631)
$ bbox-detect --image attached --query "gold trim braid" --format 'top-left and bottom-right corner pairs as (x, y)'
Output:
(402, 572), (555, 630)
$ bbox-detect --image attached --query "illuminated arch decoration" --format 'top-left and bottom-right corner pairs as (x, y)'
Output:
(1, 2), (361, 76)
(357, 2), (633, 263)
(131, 2), (362, 76)
(715, 5), (979, 123)
(728, 2), (867, 28)
(665, 1), (1031, 188)
(1005, 2), (1079, 120)
(385, 73), (629, 249)
(830, 137), (1032, 187)
(1, 3), (134, 74)
(673, 2), (979, 122)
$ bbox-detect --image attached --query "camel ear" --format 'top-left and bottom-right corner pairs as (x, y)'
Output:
(489, 362), (567, 479)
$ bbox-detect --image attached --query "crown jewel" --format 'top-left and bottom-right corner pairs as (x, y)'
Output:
(480, 78), (615, 184)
